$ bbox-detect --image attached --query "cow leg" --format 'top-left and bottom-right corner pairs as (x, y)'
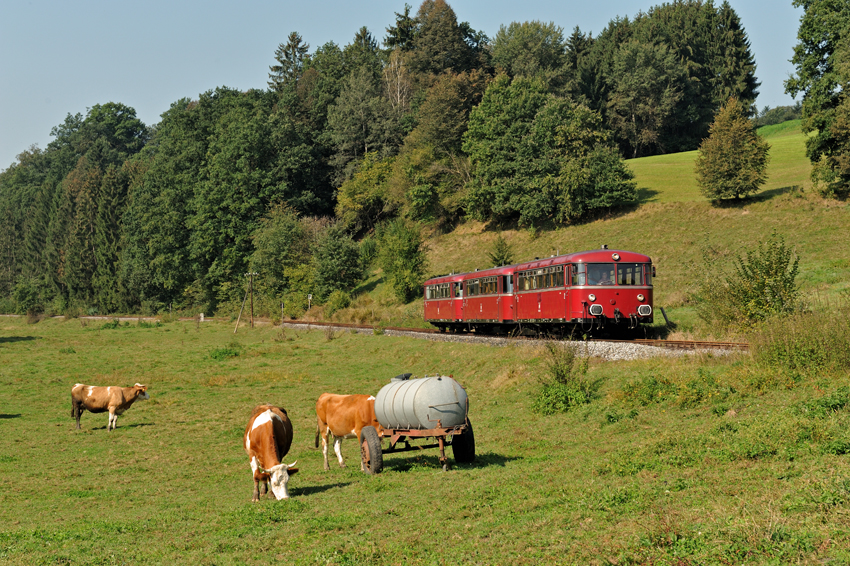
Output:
(260, 481), (269, 499)
(333, 437), (346, 468)
(108, 411), (117, 432)
(252, 479), (260, 502)
(321, 429), (331, 471)
(72, 401), (83, 430)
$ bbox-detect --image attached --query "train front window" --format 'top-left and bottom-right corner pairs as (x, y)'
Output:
(586, 263), (614, 285)
(617, 263), (645, 286)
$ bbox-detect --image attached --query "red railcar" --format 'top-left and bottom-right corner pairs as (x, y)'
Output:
(423, 246), (654, 335)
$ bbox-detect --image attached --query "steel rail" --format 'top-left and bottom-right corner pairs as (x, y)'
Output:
(278, 319), (750, 352)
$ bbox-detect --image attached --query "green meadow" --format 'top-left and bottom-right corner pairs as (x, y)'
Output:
(4, 121), (850, 565)
(3, 315), (850, 565)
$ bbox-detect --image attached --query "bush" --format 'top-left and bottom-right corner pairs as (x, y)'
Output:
(532, 341), (593, 415)
(377, 219), (427, 303)
(691, 232), (800, 331)
(13, 277), (44, 315)
(324, 290), (352, 317)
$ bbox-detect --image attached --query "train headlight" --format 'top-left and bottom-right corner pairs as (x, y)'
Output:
(637, 294), (645, 302)
(588, 294), (596, 302)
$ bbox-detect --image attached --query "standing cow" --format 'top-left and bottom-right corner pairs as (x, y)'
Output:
(244, 404), (298, 501)
(71, 383), (150, 431)
(315, 393), (383, 471)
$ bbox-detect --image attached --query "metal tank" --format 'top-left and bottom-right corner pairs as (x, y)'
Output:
(375, 374), (468, 430)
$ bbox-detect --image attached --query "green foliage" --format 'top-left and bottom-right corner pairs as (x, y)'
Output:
(607, 40), (685, 158)
(532, 341), (592, 415)
(209, 342), (242, 360)
(99, 319), (129, 330)
(268, 31), (310, 93)
(249, 204), (311, 298)
(12, 276), (44, 314)
(491, 21), (567, 89)
(335, 152), (393, 232)
(376, 219), (427, 303)
(487, 234), (514, 267)
(465, 76), (635, 225)
(692, 232), (800, 330)
(406, 0), (486, 78)
(786, 0), (850, 197)
(324, 290), (352, 317)
(311, 225), (363, 302)
(752, 300), (850, 374)
(359, 235), (378, 267)
(327, 69), (400, 185)
(755, 102), (803, 127)
(695, 98), (771, 200)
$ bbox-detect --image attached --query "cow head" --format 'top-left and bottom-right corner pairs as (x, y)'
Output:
(133, 384), (150, 401)
(265, 461), (298, 500)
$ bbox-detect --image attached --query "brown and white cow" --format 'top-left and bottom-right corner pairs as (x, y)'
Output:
(71, 383), (150, 431)
(244, 404), (298, 501)
(315, 393), (383, 471)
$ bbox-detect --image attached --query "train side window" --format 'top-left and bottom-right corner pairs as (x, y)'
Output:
(572, 264), (586, 286)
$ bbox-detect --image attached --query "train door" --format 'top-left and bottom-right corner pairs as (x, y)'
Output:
(454, 282), (464, 321)
(501, 274), (514, 322)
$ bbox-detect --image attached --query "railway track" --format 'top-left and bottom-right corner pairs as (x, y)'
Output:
(278, 319), (750, 352)
(1, 314), (748, 353)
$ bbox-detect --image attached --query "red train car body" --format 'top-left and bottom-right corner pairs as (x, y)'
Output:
(424, 247), (654, 335)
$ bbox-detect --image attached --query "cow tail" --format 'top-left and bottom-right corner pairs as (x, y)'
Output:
(315, 421), (320, 448)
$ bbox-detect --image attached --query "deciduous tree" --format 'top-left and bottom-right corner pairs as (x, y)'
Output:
(695, 97), (770, 200)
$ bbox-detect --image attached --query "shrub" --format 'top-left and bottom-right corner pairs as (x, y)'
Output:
(691, 232), (800, 331)
(376, 219), (427, 303)
(532, 341), (593, 415)
(325, 290), (352, 317)
(13, 277), (44, 315)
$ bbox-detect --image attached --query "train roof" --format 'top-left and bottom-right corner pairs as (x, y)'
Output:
(423, 248), (652, 285)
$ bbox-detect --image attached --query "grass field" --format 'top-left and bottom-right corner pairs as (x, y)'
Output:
(627, 120), (812, 203)
(3, 317), (850, 564)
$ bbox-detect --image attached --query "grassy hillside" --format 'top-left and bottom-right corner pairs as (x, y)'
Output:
(627, 120), (812, 203)
(2, 317), (850, 564)
(415, 120), (847, 337)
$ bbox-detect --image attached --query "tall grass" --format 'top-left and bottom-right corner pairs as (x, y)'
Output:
(751, 297), (850, 374)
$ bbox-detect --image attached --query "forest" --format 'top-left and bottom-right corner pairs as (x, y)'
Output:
(0, 0), (765, 317)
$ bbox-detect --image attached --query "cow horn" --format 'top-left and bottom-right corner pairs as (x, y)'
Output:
(287, 460), (297, 468)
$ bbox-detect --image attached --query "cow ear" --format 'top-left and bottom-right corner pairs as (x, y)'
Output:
(287, 468), (299, 476)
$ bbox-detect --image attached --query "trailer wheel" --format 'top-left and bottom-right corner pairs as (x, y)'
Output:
(360, 426), (383, 474)
(452, 419), (476, 464)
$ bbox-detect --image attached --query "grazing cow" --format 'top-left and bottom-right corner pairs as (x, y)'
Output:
(315, 393), (383, 471)
(71, 383), (150, 431)
(244, 404), (298, 501)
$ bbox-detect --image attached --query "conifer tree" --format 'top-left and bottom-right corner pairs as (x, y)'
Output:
(269, 32), (310, 93)
(695, 98), (770, 200)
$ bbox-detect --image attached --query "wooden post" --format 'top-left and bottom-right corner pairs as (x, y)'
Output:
(249, 272), (255, 329)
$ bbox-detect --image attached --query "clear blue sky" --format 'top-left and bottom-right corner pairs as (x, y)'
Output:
(0, 0), (803, 171)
